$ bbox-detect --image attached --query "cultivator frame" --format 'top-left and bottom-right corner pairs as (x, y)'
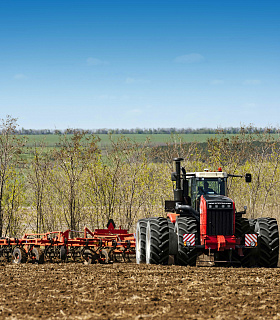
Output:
(0, 220), (135, 264)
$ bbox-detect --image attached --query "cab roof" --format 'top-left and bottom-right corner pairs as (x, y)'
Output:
(185, 172), (228, 178)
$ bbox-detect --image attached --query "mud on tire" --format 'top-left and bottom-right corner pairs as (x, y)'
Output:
(175, 216), (198, 266)
(145, 217), (169, 265)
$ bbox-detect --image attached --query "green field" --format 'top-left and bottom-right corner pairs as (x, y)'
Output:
(20, 132), (280, 161)
(21, 133), (209, 159)
(23, 133), (273, 148)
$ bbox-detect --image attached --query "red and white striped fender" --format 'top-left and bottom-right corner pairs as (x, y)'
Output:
(245, 234), (257, 247)
(183, 234), (195, 247)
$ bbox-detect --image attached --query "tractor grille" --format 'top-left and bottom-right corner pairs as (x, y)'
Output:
(207, 208), (234, 235)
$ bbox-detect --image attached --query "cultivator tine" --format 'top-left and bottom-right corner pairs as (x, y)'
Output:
(122, 250), (129, 262)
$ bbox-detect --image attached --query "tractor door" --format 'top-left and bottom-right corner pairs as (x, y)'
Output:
(190, 177), (199, 210)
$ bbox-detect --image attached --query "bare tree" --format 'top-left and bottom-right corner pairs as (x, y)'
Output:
(3, 165), (25, 237)
(26, 142), (52, 233)
(0, 116), (25, 236)
(151, 134), (200, 171)
(50, 130), (99, 233)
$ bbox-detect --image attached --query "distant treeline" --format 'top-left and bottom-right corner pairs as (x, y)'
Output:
(14, 127), (280, 135)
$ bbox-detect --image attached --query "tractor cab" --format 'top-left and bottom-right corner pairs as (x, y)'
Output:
(189, 173), (228, 211)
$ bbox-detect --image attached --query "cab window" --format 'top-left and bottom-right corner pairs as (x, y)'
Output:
(196, 178), (226, 196)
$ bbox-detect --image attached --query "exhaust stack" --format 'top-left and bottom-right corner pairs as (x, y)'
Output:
(173, 157), (184, 202)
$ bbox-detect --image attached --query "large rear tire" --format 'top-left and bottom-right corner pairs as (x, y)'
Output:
(146, 217), (169, 265)
(136, 219), (148, 264)
(254, 217), (279, 267)
(174, 216), (198, 266)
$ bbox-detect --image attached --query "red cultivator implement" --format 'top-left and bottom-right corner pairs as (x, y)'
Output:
(0, 220), (135, 264)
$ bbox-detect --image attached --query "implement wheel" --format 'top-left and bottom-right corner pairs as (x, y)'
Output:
(146, 217), (169, 265)
(175, 216), (198, 266)
(136, 218), (148, 264)
(31, 247), (44, 264)
(83, 249), (94, 265)
(99, 249), (109, 264)
(13, 247), (27, 264)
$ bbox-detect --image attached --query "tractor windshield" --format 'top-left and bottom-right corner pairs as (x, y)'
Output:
(196, 178), (226, 196)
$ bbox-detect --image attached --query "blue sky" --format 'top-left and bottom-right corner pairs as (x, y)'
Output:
(0, 0), (279, 129)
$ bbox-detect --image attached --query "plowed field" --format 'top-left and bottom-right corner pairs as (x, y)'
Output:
(0, 263), (279, 319)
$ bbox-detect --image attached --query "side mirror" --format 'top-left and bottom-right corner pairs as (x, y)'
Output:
(245, 173), (251, 183)
(171, 172), (177, 181)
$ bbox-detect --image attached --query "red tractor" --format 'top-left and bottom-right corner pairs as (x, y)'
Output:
(136, 158), (279, 267)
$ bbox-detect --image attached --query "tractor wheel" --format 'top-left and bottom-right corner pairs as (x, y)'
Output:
(254, 218), (279, 267)
(248, 218), (256, 232)
(31, 247), (44, 264)
(174, 216), (198, 266)
(168, 220), (177, 255)
(12, 247), (27, 264)
(234, 217), (253, 267)
(136, 218), (148, 264)
(146, 217), (169, 265)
